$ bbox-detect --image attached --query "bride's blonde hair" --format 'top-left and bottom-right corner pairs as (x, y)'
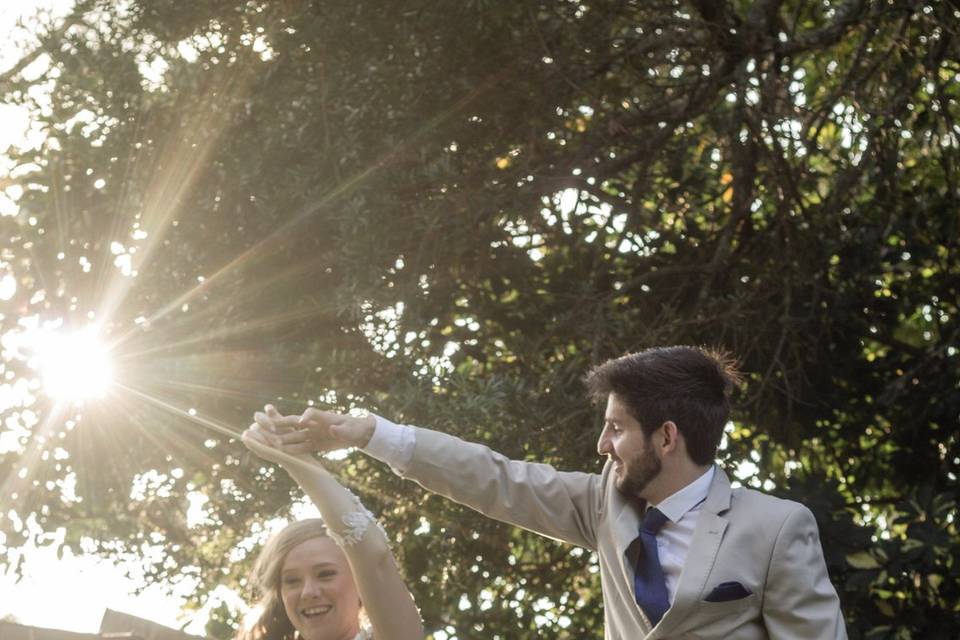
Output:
(237, 518), (330, 640)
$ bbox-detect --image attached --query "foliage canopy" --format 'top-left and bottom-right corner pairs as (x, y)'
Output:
(0, 1), (958, 638)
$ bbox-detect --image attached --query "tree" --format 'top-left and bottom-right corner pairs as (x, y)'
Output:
(1, 1), (957, 637)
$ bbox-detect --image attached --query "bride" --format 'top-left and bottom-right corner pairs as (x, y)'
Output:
(237, 405), (423, 640)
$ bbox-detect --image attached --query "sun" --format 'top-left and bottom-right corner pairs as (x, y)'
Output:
(34, 326), (114, 402)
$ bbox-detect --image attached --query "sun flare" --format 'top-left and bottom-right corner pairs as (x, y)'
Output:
(34, 327), (114, 402)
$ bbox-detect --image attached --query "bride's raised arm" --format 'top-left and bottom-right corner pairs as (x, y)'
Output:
(243, 407), (424, 640)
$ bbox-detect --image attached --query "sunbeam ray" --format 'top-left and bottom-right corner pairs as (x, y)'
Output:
(121, 376), (268, 402)
(93, 52), (271, 338)
(104, 390), (225, 475)
(0, 400), (71, 514)
(112, 382), (341, 479)
(114, 303), (334, 361)
(114, 382), (243, 442)
(106, 251), (335, 353)
(118, 63), (515, 338)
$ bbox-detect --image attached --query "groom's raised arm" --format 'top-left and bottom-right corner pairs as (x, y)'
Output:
(269, 409), (607, 551)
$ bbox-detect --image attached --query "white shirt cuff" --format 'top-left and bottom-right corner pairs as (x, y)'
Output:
(362, 415), (416, 475)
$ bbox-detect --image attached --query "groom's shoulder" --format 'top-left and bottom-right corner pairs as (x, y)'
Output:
(728, 482), (813, 527)
(722, 487), (822, 565)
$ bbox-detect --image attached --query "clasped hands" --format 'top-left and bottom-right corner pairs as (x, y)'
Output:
(241, 405), (377, 463)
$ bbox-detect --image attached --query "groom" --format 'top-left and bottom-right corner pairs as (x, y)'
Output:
(257, 346), (847, 639)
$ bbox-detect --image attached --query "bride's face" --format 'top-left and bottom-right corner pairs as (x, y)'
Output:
(280, 536), (362, 640)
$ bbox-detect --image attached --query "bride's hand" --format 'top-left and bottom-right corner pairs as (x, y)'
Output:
(242, 408), (313, 465)
(262, 405), (376, 454)
(241, 420), (287, 464)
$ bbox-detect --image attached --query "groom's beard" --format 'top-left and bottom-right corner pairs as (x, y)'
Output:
(616, 445), (662, 501)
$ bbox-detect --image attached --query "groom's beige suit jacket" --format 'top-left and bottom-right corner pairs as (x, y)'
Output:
(397, 426), (847, 639)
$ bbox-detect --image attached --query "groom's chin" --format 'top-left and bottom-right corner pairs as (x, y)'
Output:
(614, 469), (653, 502)
(612, 465), (628, 490)
(613, 473), (633, 496)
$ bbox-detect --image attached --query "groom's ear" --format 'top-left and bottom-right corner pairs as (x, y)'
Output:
(659, 421), (680, 452)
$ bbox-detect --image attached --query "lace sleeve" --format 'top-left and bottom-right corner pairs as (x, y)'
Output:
(327, 490), (388, 548)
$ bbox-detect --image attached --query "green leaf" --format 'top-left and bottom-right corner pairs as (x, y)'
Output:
(846, 551), (882, 570)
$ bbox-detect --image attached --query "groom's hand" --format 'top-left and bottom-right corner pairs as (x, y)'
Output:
(259, 404), (376, 454)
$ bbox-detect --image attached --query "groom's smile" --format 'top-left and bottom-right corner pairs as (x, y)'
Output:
(597, 393), (663, 502)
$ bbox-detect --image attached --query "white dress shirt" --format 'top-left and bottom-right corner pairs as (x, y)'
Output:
(364, 415), (416, 472)
(647, 465), (714, 602)
(364, 416), (714, 603)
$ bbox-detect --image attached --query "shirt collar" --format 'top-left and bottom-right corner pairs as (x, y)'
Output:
(651, 465), (715, 524)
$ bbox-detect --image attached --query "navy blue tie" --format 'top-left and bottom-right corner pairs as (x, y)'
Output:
(635, 507), (670, 625)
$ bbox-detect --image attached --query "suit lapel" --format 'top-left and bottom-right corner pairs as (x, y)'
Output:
(651, 467), (732, 638)
(611, 487), (643, 576)
(606, 483), (659, 631)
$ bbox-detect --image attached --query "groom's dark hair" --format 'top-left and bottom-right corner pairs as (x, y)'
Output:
(585, 345), (742, 466)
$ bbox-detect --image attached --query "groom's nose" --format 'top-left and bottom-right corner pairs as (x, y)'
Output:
(597, 426), (612, 456)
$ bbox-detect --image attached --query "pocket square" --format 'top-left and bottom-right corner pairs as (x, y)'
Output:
(704, 581), (752, 602)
